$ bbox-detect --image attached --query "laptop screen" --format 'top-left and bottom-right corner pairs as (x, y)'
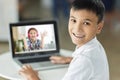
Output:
(9, 21), (59, 58)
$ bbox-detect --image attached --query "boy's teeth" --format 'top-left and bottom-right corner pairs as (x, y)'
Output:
(73, 33), (84, 38)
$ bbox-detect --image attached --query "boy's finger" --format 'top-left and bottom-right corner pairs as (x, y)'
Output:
(49, 56), (61, 60)
(22, 65), (28, 69)
(26, 64), (32, 69)
(50, 60), (56, 64)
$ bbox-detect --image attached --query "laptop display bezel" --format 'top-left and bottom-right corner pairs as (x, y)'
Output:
(9, 21), (60, 58)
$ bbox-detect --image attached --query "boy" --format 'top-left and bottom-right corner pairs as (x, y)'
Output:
(22, 28), (47, 51)
(19, 0), (109, 80)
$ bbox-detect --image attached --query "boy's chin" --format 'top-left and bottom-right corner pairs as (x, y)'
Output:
(72, 40), (85, 47)
(72, 40), (80, 46)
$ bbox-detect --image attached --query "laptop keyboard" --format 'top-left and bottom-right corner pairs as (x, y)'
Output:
(19, 57), (49, 64)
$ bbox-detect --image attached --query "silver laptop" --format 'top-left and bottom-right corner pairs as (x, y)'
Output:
(9, 20), (68, 70)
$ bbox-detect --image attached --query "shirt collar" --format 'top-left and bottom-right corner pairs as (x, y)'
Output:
(72, 37), (97, 57)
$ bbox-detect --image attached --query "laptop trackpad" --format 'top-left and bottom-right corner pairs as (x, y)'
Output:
(26, 61), (68, 71)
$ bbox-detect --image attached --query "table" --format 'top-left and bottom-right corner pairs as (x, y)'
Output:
(0, 49), (73, 80)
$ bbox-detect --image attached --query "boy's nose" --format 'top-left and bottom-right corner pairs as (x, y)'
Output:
(74, 23), (83, 32)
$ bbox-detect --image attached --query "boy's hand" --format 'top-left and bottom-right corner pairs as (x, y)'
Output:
(50, 56), (72, 64)
(19, 65), (40, 80)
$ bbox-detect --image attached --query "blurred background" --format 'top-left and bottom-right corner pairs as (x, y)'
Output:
(0, 0), (120, 80)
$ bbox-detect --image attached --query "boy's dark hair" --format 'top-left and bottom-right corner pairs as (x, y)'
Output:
(71, 0), (105, 23)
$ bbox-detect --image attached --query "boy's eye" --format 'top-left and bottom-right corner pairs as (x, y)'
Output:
(70, 19), (76, 23)
(83, 22), (90, 25)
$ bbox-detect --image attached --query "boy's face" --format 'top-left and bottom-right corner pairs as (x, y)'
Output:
(29, 30), (38, 41)
(68, 9), (104, 47)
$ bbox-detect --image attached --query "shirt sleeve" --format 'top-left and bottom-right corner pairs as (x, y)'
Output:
(62, 55), (93, 80)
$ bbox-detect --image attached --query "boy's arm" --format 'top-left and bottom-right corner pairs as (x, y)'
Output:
(62, 55), (93, 80)
(50, 56), (73, 64)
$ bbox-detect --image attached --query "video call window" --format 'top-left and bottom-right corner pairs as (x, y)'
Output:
(12, 24), (56, 54)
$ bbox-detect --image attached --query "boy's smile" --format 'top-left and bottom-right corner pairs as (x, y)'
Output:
(72, 33), (85, 39)
(68, 9), (104, 47)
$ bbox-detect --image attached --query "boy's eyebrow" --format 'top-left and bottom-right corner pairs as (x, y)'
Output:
(70, 16), (93, 22)
(70, 16), (76, 19)
(84, 19), (93, 22)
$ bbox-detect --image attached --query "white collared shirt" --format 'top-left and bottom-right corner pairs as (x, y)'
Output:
(62, 37), (109, 80)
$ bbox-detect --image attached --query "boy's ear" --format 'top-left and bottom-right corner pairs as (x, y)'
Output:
(97, 21), (104, 34)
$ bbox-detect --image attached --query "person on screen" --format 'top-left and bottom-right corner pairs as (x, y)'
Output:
(22, 28), (47, 51)
(19, 0), (109, 80)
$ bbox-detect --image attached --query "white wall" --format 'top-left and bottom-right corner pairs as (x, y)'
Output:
(0, 0), (18, 41)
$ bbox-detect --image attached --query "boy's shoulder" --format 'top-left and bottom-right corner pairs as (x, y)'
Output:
(81, 38), (104, 58)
